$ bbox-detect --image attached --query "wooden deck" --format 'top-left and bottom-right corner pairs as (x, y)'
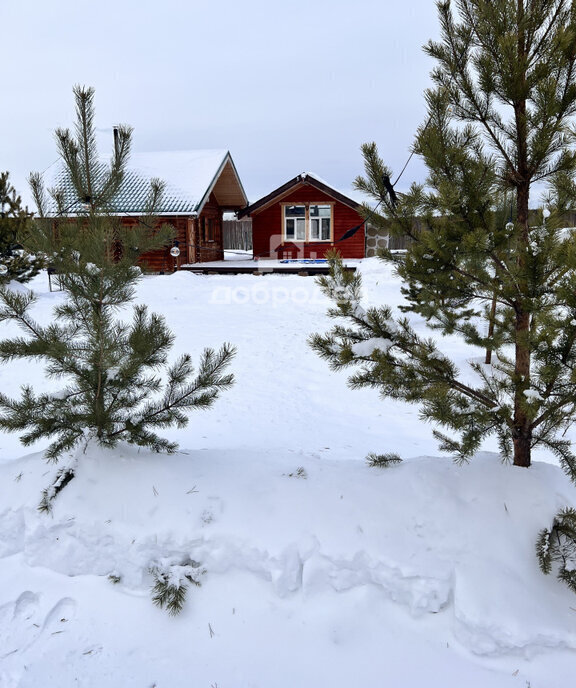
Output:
(178, 259), (359, 276)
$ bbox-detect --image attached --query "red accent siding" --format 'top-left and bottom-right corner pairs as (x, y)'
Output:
(251, 183), (365, 260)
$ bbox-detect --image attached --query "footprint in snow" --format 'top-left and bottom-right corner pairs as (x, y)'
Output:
(0, 591), (41, 658)
(12, 591), (38, 622)
(42, 597), (77, 635)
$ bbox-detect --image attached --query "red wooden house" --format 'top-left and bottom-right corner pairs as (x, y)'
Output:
(238, 173), (366, 260)
(52, 150), (248, 271)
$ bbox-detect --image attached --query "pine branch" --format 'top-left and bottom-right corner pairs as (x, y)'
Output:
(536, 507), (576, 594)
(38, 459), (78, 512)
(150, 561), (203, 615)
(366, 452), (402, 468)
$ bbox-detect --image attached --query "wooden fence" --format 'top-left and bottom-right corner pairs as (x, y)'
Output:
(223, 220), (253, 251)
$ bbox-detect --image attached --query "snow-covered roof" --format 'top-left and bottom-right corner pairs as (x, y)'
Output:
(238, 172), (363, 218)
(297, 172), (375, 206)
(129, 150), (229, 211)
(47, 150), (246, 216)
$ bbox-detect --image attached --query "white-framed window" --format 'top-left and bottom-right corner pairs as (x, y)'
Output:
(282, 203), (333, 242)
(309, 205), (331, 241)
(284, 205), (306, 241)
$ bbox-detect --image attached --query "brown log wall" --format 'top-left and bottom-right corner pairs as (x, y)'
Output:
(123, 191), (225, 271)
(195, 192), (224, 263)
(121, 216), (189, 273)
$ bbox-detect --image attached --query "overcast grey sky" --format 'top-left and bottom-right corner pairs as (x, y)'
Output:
(2, 0), (440, 205)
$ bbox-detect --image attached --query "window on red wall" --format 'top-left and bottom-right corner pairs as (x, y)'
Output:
(284, 205), (306, 240)
(283, 204), (332, 242)
(207, 218), (214, 241)
(309, 205), (331, 240)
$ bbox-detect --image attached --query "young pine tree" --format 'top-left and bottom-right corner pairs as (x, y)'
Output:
(312, 1), (576, 478)
(0, 86), (235, 511)
(0, 171), (43, 284)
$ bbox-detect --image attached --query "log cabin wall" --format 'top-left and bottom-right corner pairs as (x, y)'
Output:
(59, 198), (232, 272)
(121, 194), (225, 271)
(121, 216), (189, 273)
(251, 184), (365, 260)
(195, 192), (224, 263)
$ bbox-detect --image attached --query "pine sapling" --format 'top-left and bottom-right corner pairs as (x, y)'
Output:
(0, 284), (235, 510)
(313, 2), (576, 477)
(312, 0), (576, 601)
(0, 86), (236, 511)
(0, 171), (43, 284)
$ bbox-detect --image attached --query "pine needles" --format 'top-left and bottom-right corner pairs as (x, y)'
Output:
(536, 508), (576, 594)
(150, 560), (203, 616)
(38, 464), (77, 513)
(366, 452), (403, 468)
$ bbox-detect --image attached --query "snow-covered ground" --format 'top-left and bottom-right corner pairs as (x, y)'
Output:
(1, 259), (575, 687)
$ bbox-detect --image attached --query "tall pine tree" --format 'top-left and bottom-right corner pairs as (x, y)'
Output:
(312, 0), (576, 478)
(0, 171), (43, 284)
(0, 86), (235, 511)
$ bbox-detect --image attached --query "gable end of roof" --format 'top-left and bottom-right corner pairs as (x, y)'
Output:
(195, 152), (248, 215)
(238, 173), (360, 218)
